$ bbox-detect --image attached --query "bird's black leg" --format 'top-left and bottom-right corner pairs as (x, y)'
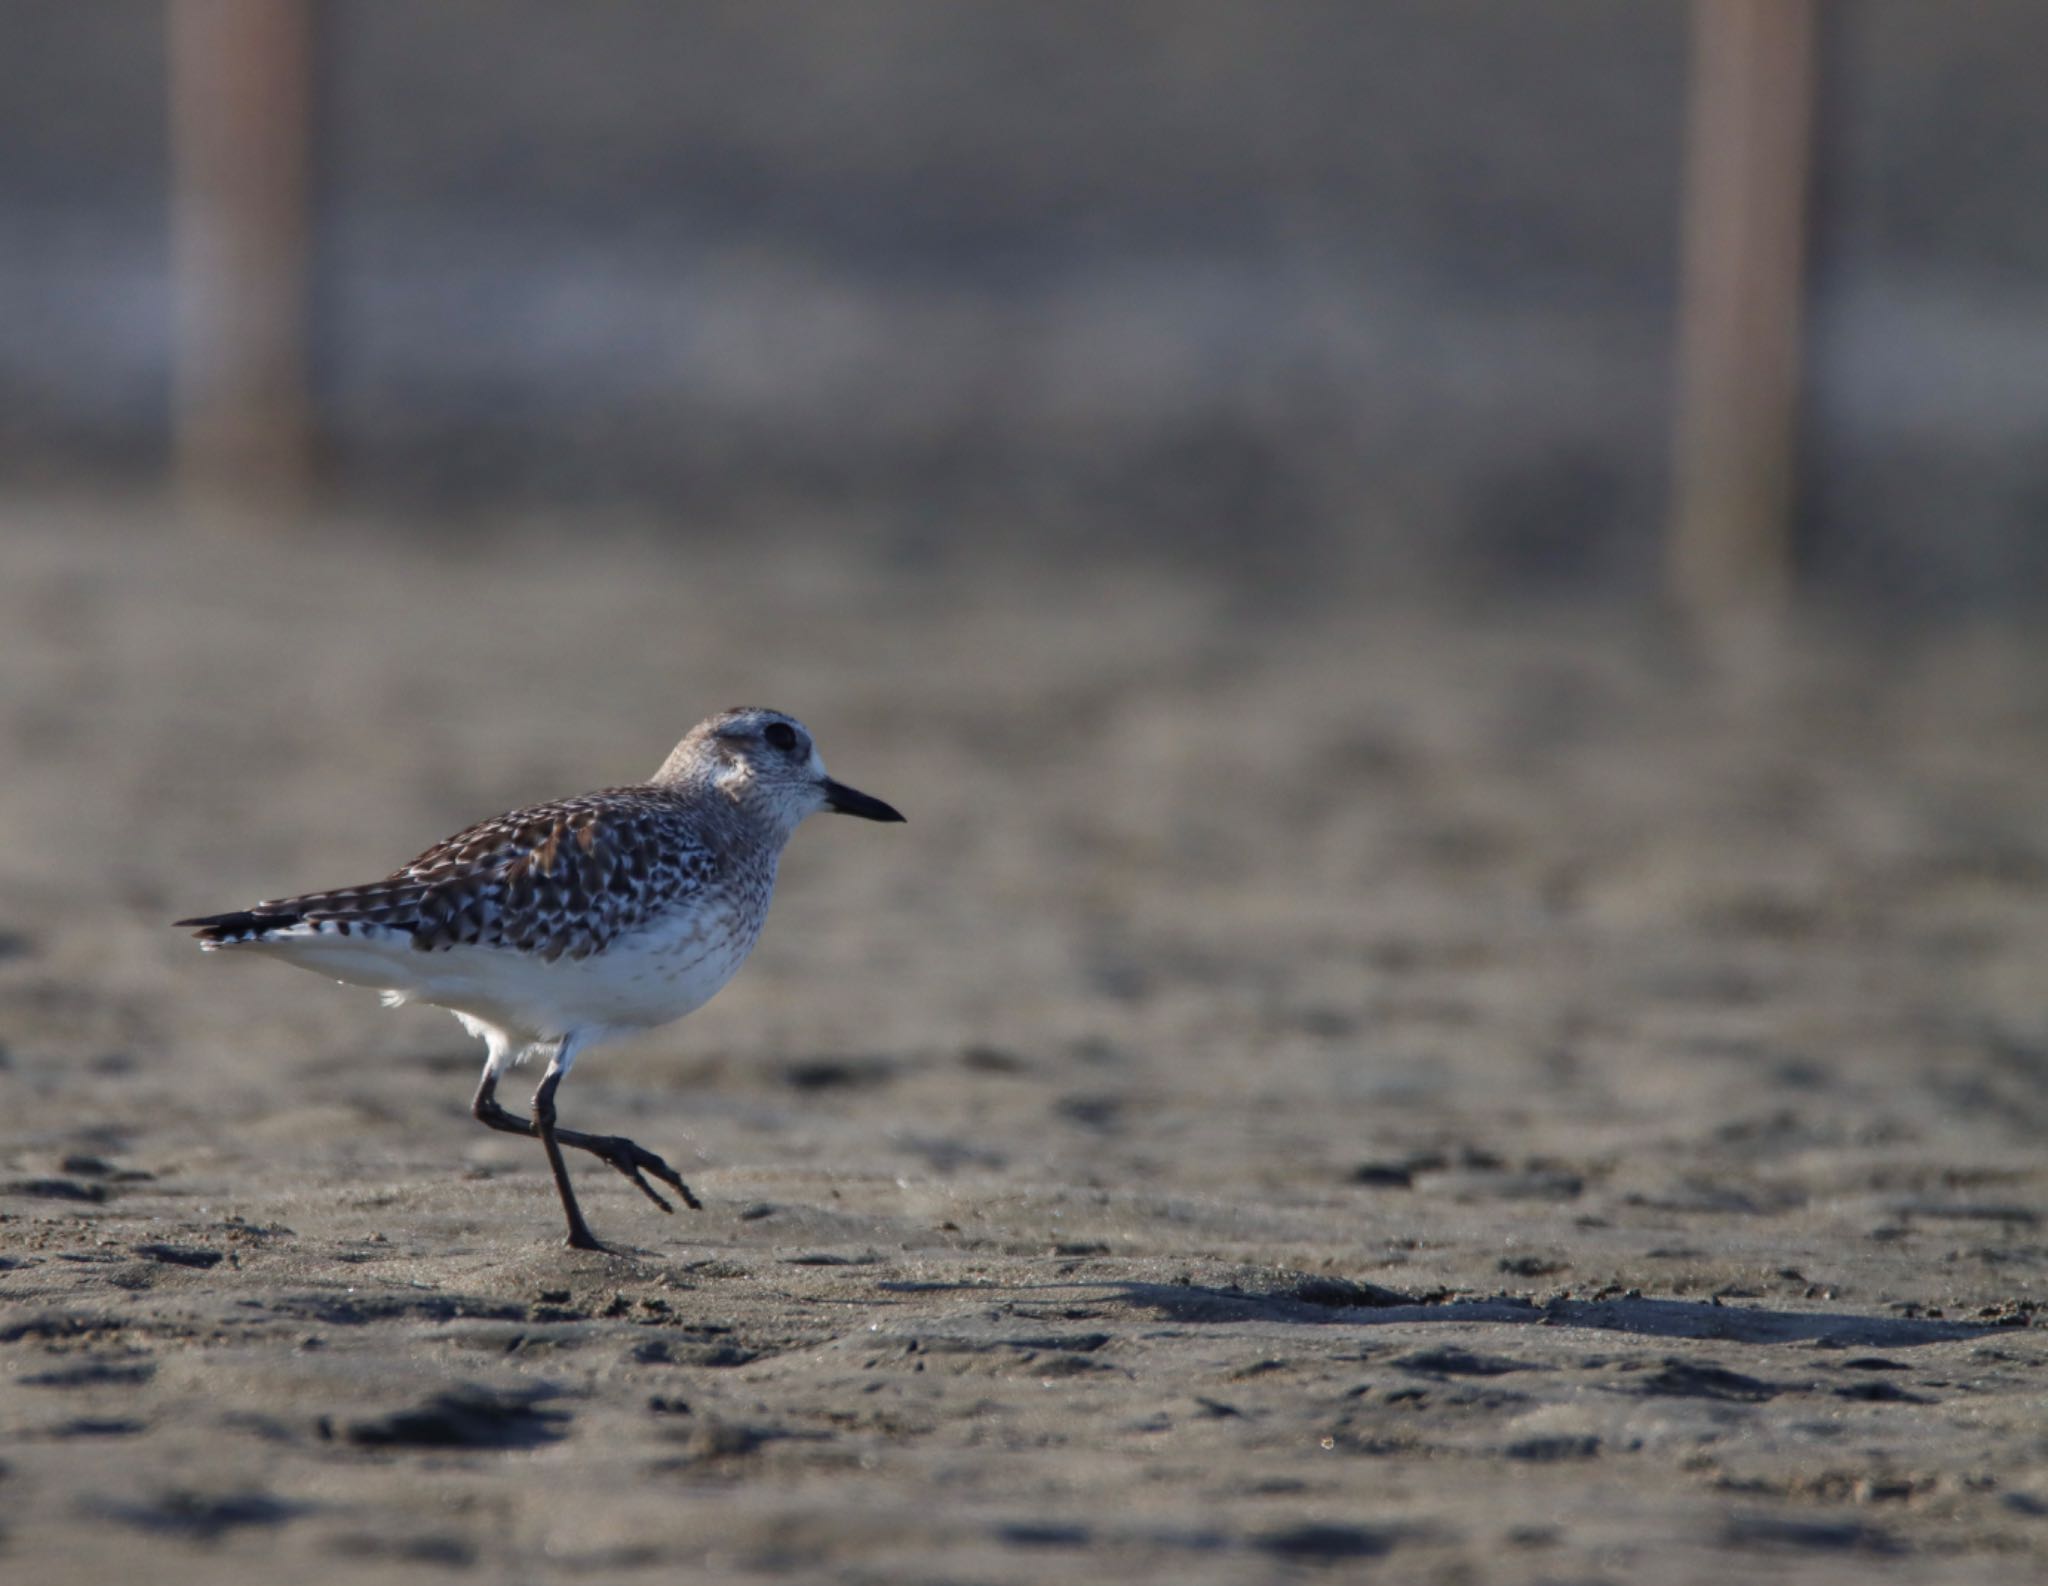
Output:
(470, 1067), (702, 1243)
(470, 1069), (530, 1139)
(531, 1068), (603, 1251)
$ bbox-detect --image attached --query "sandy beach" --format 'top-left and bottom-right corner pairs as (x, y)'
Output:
(3, 505), (2047, 1583)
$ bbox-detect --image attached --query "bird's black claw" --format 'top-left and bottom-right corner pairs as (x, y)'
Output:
(598, 1135), (701, 1214)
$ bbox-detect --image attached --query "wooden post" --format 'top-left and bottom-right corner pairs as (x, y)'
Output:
(1669, 0), (1819, 620)
(168, 0), (314, 518)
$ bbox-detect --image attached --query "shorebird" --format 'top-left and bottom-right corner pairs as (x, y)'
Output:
(175, 707), (904, 1250)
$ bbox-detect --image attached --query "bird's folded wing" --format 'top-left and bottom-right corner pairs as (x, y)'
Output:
(181, 789), (718, 961)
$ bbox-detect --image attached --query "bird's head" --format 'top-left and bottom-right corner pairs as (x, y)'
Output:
(656, 707), (904, 838)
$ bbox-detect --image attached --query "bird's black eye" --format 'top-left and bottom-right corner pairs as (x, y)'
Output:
(763, 722), (799, 753)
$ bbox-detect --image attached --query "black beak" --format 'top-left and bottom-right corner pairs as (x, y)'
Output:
(823, 778), (905, 823)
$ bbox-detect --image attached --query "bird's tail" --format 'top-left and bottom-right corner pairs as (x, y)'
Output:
(172, 907), (307, 947)
(175, 879), (438, 949)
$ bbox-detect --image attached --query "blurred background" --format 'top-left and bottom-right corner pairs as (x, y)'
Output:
(11, 12), (2048, 1575)
(4, 0), (2046, 607)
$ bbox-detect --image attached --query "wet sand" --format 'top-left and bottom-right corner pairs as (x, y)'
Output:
(3, 504), (2047, 1582)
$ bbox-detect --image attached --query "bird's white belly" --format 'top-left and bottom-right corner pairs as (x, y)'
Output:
(281, 902), (763, 1043)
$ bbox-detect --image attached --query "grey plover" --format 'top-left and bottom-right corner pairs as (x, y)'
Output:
(175, 707), (904, 1250)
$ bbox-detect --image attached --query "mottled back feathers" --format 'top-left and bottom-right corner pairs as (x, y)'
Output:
(177, 787), (729, 963)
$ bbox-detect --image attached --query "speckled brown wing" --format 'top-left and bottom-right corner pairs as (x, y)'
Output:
(180, 789), (719, 960)
(386, 789), (719, 960)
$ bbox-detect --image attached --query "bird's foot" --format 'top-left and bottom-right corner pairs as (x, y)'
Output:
(577, 1131), (702, 1214)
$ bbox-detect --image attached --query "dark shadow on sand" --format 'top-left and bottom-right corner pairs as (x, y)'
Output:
(876, 1278), (1997, 1349)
